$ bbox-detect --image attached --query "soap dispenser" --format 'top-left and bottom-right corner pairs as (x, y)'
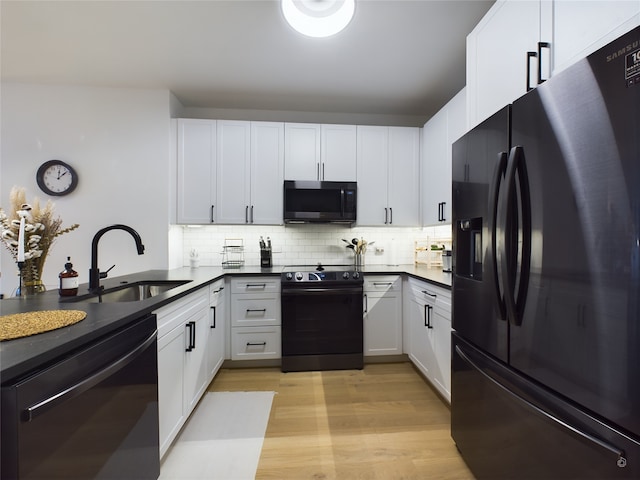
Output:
(59, 256), (79, 296)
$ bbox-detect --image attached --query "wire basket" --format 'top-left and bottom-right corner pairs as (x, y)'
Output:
(221, 238), (245, 269)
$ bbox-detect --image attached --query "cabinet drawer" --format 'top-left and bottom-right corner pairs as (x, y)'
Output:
(364, 275), (402, 292)
(408, 279), (451, 315)
(230, 294), (281, 327)
(155, 289), (209, 338)
(231, 326), (281, 360)
(231, 276), (280, 294)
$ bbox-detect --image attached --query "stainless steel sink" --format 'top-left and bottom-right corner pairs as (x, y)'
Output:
(65, 280), (191, 303)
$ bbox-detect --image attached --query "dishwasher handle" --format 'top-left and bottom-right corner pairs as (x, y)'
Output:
(23, 328), (157, 422)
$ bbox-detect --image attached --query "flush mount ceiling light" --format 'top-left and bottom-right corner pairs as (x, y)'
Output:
(281, 0), (355, 38)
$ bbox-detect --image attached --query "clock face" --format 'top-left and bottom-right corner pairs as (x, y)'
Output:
(36, 160), (78, 196)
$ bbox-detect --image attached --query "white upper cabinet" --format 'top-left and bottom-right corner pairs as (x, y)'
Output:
(216, 120), (251, 224)
(422, 88), (467, 226)
(284, 123), (321, 180)
(285, 123), (357, 181)
(551, 0), (640, 75)
(467, 0), (551, 128)
(177, 119), (283, 225)
(357, 126), (420, 226)
(217, 120), (284, 225)
(467, 0), (640, 128)
(250, 122), (285, 225)
(320, 124), (357, 181)
(387, 127), (420, 226)
(176, 119), (217, 224)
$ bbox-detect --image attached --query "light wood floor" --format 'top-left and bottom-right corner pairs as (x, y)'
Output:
(209, 362), (475, 480)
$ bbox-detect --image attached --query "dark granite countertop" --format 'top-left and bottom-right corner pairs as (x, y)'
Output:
(0, 264), (449, 383)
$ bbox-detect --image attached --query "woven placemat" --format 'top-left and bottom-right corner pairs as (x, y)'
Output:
(0, 310), (87, 341)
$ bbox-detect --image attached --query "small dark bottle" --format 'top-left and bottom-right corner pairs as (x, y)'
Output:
(59, 256), (79, 296)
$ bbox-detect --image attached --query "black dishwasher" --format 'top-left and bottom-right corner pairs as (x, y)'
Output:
(1, 314), (160, 480)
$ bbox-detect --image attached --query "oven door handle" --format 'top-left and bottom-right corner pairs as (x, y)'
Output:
(282, 287), (363, 296)
(23, 329), (157, 422)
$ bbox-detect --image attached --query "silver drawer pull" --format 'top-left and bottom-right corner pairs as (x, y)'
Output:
(246, 342), (267, 346)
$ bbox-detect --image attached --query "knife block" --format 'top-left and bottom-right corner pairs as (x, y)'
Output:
(260, 247), (272, 268)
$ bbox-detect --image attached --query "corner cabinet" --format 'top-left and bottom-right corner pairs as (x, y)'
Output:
(363, 275), (403, 356)
(405, 278), (452, 403)
(421, 88), (467, 226)
(284, 123), (356, 181)
(176, 119), (217, 224)
(356, 126), (420, 226)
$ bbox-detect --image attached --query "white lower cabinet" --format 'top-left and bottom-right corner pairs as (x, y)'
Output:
(363, 275), (402, 356)
(156, 287), (218, 459)
(230, 276), (281, 360)
(208, 278), (226, 379)
(405, 278), (452, 403)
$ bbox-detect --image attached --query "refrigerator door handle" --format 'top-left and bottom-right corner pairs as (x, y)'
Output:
(500, 146), (532, 327)
(489, 151), (508, 321)
(455, 345), (628, 469)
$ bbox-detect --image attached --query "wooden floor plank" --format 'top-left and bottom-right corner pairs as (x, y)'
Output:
(209, 362), (475, 480)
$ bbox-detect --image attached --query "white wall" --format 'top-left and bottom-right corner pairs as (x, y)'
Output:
(0, 83), (172, 296)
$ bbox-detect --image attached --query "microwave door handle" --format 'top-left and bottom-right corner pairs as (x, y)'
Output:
(341, 188), (345, 217)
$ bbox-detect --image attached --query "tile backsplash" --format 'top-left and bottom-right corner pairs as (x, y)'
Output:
(172, 224), (452, 268)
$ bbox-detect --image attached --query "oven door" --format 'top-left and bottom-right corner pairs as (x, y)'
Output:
(281, 285), (363, 361)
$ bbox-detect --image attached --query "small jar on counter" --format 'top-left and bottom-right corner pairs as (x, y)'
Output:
(59, 256), (79, 296)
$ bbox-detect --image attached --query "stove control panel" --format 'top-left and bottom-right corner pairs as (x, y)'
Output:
(281, 270), (362, 283)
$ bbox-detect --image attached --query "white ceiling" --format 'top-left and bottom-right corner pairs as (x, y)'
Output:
(1, 0), (494, 124)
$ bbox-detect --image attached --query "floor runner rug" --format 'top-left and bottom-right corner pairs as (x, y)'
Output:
(160, 391), (275, 480)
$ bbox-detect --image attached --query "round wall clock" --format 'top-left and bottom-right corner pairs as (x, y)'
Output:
(36, 160), (78, 196)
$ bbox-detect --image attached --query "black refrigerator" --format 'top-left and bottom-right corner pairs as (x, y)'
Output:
(451, 26), (640, 479)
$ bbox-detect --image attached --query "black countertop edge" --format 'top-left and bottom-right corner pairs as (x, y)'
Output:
(0, 264), (449, 383)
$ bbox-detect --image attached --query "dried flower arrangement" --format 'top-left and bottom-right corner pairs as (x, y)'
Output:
(0, 186), (79, 288)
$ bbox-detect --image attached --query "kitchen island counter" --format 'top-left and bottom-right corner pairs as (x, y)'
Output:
(0, 264), (446, 382)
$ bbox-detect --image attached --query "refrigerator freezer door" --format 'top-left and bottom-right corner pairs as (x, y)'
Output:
(452, 333), (640, 480)
(509, 26), (640, 439)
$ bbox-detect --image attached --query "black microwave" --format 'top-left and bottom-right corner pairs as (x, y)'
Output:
(283, 180), (357, 224)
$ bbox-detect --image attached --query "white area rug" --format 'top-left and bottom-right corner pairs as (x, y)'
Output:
(160, 391), (275, 480)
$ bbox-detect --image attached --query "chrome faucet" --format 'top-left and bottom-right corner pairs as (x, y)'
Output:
(89, 224), (145, 293)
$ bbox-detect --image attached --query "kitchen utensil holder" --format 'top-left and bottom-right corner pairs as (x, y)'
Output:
(260, 247), (272, 268)
(355, 253), (364, 270)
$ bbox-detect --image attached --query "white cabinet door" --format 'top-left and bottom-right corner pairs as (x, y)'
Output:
(422, 88), (466, 226)
(552, 0), (640, 75)
(183, 305), (210, 414)
(357, 126), (389, 225)
(216, 120), (251, 224)
(321, 124), (357, 181)
(157, 323), (185, 459)
(467, 0), (544, 127)
(177, 119), (216, 224)
(387, 127), (420, 226)
(250, 122), (284, 225)
(356, 126), (420, 226)
(284, 123), (321, 180)
(406, 279), (452, 403)
(207, 279), (226, 380)
(363, 276), (402, 356)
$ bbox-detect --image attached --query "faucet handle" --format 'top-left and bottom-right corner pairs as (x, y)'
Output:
(100, 264), (116, 279)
